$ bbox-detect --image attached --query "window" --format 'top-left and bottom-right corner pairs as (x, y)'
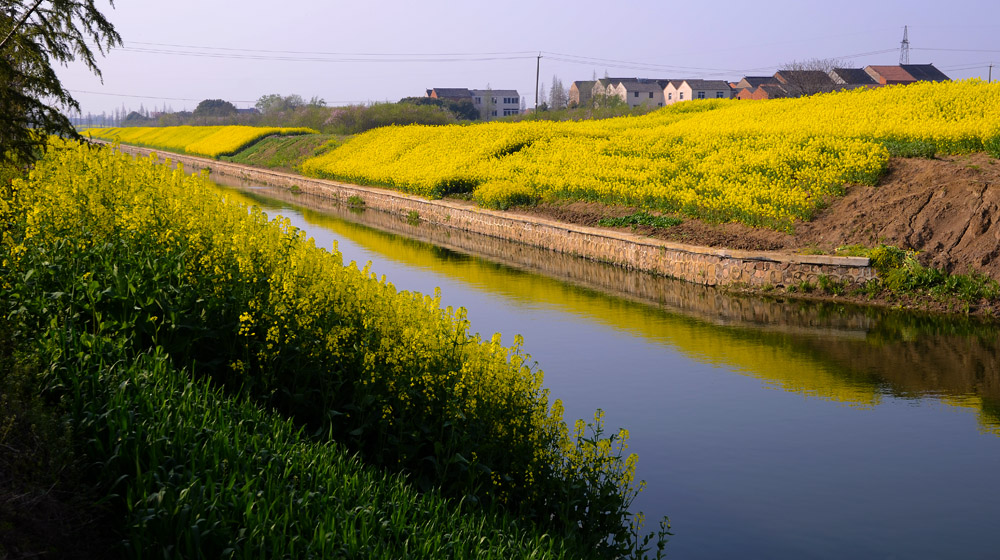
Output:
(492, 97), (497, 104)
(649, 92), (654, 98)
(475, 97), (481, 104)
(503, 108), (519, 116)
(658, 102), (663, 107)
(492, 110), (497, 117)
(697, 91), (705, 99)
(634, 91), (639, 97)
(679, 92), (684, 100)
(668, 92), (672, 100)
(716, 91), (726, 98)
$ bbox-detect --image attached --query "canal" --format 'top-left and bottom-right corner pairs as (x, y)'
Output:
(213, 176), (1000, 560)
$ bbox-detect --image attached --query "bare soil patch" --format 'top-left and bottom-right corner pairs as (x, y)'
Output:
(517, 154), (1000, 281)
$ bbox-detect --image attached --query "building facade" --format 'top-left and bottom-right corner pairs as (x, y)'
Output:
(470, 89), (521, 119)
(664, 80), (733, 105)
(426, 88), (521, 119)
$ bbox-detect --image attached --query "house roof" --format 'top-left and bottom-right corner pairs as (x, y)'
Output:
(571, 80), (596, 91)
(736, 76), (775, 89)
(865, 65), (915, 83)
(775, 70), (834, 85)
(683, 79), (732, 91)
(596, 77), (638, 87)
(830, 68), (877, 85)
(628, 81), (664, 93)
(428, 88), (472, 98)
(900, 64), (950, 82)
(756, 83), (789, 98)
(470, 89), (520, 97)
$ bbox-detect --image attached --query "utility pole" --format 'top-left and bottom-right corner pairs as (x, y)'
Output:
(989, 63), (994, 83)
(535, 53), (541, 116)
(899, 25), (910, 65)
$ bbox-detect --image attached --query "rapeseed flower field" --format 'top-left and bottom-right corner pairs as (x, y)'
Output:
(83, 125), (316, 158)
(300, 80), (1000, 230)
(1, 140), (655, 556)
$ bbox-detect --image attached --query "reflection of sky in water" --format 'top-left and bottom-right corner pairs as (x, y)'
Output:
(217, 183), (1000, 560)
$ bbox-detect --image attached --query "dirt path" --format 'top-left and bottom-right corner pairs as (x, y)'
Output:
(519, 154), (1000, 281)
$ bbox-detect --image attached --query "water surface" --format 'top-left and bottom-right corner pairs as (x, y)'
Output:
(213, 177), (1000, 559)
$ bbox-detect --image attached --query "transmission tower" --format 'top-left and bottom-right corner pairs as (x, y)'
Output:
(899, 25), (910, 65)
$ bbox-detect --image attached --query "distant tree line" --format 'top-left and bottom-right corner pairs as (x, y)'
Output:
(80, 93), (486, 134)
(78, 78), (655, 135)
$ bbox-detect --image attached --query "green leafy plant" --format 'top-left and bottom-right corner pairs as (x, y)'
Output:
(598, 212), (683, 229)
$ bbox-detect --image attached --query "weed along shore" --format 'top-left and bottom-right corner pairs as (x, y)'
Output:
(103, 142), (877, 290)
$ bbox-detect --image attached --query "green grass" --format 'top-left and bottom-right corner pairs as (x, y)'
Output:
(33, 336), (580, 559)
(826, 244), (1000, 305)
(222, 134), (346, 171)
(598, 211), (683, 229)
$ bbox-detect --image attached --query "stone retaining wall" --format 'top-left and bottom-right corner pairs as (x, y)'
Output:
(110, 143), (876, 288)
(238, 183), (877, 337)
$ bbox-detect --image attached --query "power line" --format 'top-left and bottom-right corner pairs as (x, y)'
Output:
(913, 47), (1000, 53)
(113, 40), (900, 76)
(68, 89), (254, 103)
(128, 41), (537, 57)
(67, 88), (371, 107)
(116, 43), (536, 63)
(541, 51), (745, 73)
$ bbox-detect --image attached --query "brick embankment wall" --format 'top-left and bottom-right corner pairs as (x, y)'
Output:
(108, 143), (876, 288)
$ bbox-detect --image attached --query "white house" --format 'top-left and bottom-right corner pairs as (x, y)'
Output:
(664, 79), (732, 105)
(470, 89), (521, 119)
(590, 78), (668, 107)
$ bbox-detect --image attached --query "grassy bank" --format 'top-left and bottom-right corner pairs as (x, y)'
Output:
(220, 133), (344, 172)
(0, 325), (587, 558)
(0, 141), (667, 558)
(765, 244), (1000, 316)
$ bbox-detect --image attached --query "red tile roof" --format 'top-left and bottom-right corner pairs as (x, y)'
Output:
(866, 66), (915, 84)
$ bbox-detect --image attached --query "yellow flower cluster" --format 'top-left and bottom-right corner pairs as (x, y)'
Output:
(301, 80), (1000, 230)
(10, 139), (639, 516)
(82, 125), (317, 158)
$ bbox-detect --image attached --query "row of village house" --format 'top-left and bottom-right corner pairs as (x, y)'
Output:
(570, 64), (949, 108)
(427, 64), (949, 119)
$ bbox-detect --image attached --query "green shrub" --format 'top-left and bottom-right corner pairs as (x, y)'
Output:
(326, 103), (457, 135)
(878, 137), (937, 158)
(598, 212), (683, 229)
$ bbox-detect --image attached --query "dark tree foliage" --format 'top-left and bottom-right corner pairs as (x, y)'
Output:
(193, 98), (238, 118)
(0, 0), (121, 167)
(398, 96), (480, 121)
(255, 93), (304, 115)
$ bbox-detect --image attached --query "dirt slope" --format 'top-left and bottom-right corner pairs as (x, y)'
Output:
(797, 154), (1000, 278)
(522, 154), (1000, 281)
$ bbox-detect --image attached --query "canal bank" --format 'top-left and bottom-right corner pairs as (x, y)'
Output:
(104, 142), (875, 289)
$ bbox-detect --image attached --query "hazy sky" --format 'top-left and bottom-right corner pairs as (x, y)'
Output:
(57, 0), (1000, 115)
